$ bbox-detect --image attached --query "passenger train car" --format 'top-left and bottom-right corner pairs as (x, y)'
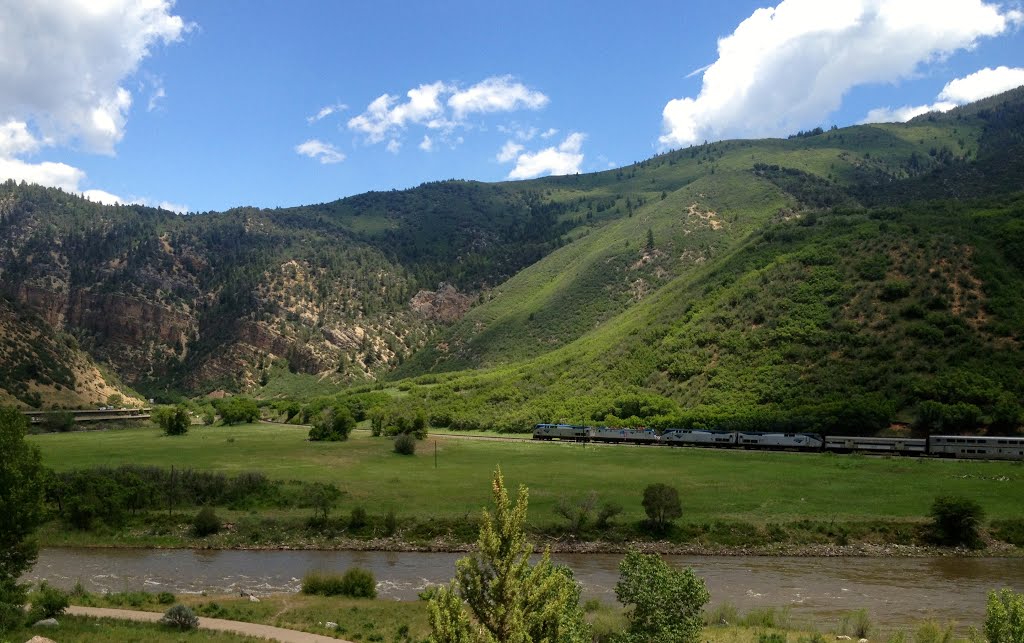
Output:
(531, 424), (1024, 460)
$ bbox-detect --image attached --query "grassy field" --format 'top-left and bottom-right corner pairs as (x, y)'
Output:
(30, 423), (1024, 526)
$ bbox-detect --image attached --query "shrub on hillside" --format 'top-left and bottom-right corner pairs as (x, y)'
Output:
(349, 506), (368, 530)
(928, 495), (984, 547)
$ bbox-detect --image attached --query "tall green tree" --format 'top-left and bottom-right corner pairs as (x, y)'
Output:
(985, 588), (1024, 643)
(615, 548), (709, 643)
(642, 483), (682, 532)
(0, 407), (46, 632)
(428, 469), (589, 643)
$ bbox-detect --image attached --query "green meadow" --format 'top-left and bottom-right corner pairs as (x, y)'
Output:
(30, 423), (1024, 526)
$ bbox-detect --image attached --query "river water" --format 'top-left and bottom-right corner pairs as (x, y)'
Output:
(29, 548), (1024, 631)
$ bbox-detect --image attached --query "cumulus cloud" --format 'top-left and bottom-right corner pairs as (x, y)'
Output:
(504, 132), (585, 180)
(0, 0), (187, 154)
(348, 82), (451, 144)
(0, 120), (42, 157)
(419, 135), (434, 152)
(0, 157), (85, 191)
(347, 76), (549, 148)
(660, 0), (1021, 147)
(448, 75), (549, 119)
(863, 65), (1024, 122)
(295, 139), (345, 164)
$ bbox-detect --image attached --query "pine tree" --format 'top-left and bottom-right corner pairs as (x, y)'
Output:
(428, 469), (589, 643)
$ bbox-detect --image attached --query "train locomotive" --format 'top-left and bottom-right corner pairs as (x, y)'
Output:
(531, 423), (1024, 460)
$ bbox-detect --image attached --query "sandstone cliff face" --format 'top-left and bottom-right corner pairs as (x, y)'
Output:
(410, 283), (474, 323)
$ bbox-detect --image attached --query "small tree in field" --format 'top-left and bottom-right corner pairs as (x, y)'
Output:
(154, 405), (190, 436)
(615, 548), (709, 643)
(427, 469), (589, 643)
(642, 483), (682, 532)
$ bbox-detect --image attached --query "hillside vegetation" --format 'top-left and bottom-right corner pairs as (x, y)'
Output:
(2, 87), (1023, 433)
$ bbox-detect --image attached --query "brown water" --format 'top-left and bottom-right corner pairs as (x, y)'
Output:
(29, 548), (1024, 631)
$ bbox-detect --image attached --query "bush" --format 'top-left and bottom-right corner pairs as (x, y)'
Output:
(394, 433), (416, 455)
(157, 591), (176, 605)
(301, 568), (376, 598)
(308, 405), (355, 442)
(985, 588), (1024, 643)
(160, 604), (199, 630)
(928, 495), (984, 547)
(642, 483), (682, 532)
(192, 506), (221, 537)
(384, 509), (398, 536)
(26, 581), (69, 623)
(349, 506), (368, 530)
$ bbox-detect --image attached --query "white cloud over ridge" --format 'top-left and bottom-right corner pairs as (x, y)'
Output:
(863, 65), (1024, 122)
(660, 0), (1021, 147)
(0, 1), (189, 212)
(503, 132), (585, 180)
(295, 139), (345, 164)
(347, 76), (549, 147)
(0, 0), (188, 155)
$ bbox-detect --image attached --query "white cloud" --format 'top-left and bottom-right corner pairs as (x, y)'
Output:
(386, 139), (402, 154)
(660, 0), (1020, 147)
(938, 65), (1024, 102)
(419, 135), (434, 152)
(295, 139), (345, 164)
(496, 140), (524, 162)
(863, 65), (1024, 122)
(0, 157), (85, 191)
(505, 132), (585, 180)
(307, 103), (348, 124)
(0, 120), (42, 157)
(0, 0), (188, 155)
(81, 188), (188, 213)
(448, 76), (549, 119)
(348, 82), (451, 144)
(541, 127), (559, 139)
(347, 76), (550, 149)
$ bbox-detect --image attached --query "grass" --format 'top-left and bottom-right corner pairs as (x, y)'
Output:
(30, 423), (1024, 528)
(7, 615), (264, 641)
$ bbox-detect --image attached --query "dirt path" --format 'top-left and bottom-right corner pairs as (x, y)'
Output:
(67, 606), (352, 643)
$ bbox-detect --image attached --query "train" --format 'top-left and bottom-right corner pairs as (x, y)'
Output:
(531, 423), (1024, 461)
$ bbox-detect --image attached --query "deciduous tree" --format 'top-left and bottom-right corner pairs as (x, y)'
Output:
(615, 548), (709, 643)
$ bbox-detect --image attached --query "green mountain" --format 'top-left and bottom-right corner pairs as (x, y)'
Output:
(1, 87), (1022, 433)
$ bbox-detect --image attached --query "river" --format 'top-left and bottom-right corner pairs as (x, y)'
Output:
(29, 548), (1024, 632)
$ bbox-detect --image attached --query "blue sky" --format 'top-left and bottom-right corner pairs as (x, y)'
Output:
(1, 1), (1023, 213)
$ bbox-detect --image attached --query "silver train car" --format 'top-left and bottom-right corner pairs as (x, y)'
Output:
(928, 435), (1024, 460)
(824, 436), (927, 455)
(662, 429), (736, 447)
